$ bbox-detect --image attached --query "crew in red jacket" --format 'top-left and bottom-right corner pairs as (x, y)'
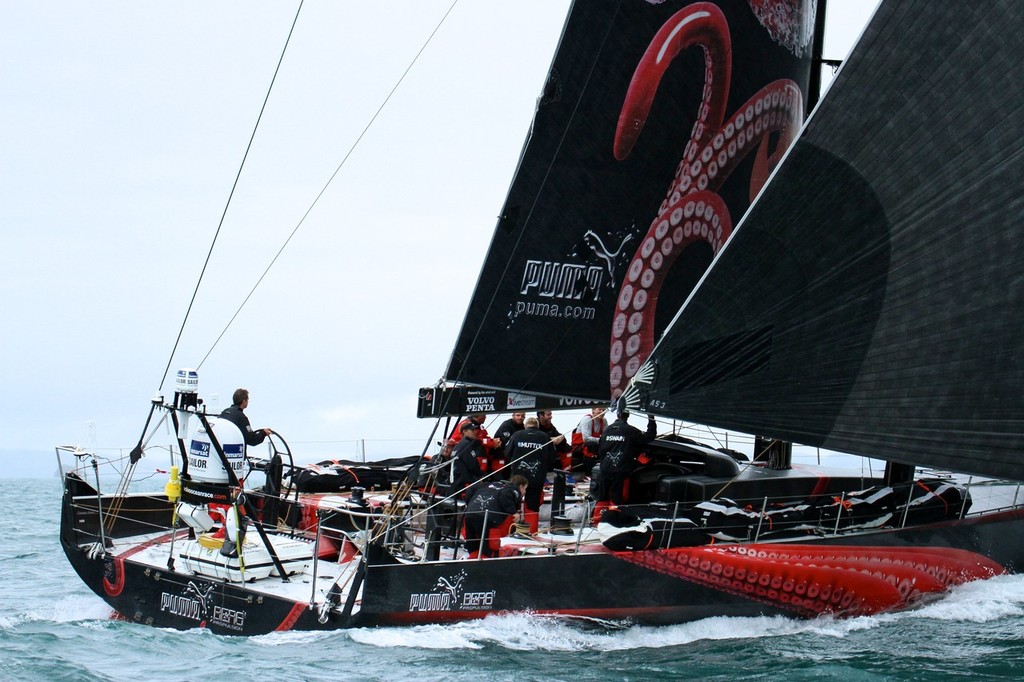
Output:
(571, 406), (607, 475)
(449, 413), (503, 474)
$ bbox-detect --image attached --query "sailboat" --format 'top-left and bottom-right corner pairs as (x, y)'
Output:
(60, 0), (1024, 635)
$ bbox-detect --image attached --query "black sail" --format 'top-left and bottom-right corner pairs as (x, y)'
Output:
(444, 0), (818, 406)
(634, 0), (1024, 480)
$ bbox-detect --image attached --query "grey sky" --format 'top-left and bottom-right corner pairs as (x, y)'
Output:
(0, 1), (876, 473)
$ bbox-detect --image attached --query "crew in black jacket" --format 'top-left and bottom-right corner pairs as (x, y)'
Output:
(450, 421), (483, 497)
(506, 417), (557, 532)
(493, 412), (526, 452)
(482, 411), (524, 479)
(464, 475), (528, 558)
(537, 410), (571, 468)
(220, 388), (271, 447)
(594, 409), (656, 521)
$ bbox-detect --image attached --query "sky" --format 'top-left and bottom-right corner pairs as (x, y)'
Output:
(0, 1), (877, 476)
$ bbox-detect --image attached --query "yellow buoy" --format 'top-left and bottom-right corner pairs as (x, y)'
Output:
(165, 465), (182, 503)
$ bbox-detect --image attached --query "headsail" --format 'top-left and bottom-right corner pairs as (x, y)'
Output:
(633, 0), (1024, 481)
(444, 0), (818, 403)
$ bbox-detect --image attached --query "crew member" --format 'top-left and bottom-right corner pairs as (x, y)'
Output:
(537, 410), (571, 469)
(594, 408), (657, 523)
(449, 413), (502, 474)
(463, 475), (528, 558)
(220, 388), (272, 447)
(426, 438), (457, 493)
(491, 411), (526, 479)
(571, 406), (607, 475)
(494, 412), (526, 451)
(450, 421), (483, 497)
(506, 417), (557, 532)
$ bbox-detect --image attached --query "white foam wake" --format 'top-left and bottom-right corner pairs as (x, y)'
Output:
(338, 574), (1024, 651)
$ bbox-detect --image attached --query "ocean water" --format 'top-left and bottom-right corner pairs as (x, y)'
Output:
(4, 477), (1024, 681)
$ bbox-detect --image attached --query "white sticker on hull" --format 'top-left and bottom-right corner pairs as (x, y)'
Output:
(408, 570), (497, 612)
(159, 580), (248, 631)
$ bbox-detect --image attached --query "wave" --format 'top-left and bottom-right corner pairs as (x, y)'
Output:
(0, 595), (115, 630)
(329, 573), (1024, 652)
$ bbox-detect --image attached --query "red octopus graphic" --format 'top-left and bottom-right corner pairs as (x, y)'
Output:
(609, 2), (804, 397)
(614, 544), (1005, 617)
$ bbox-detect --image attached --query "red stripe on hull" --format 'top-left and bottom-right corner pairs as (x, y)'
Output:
(275, 602), (307, 631)
(103, 530), (186, 598)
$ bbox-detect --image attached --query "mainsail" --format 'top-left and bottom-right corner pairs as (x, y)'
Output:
(444, 0), (818, 404)
(633, 0), (1024, 481)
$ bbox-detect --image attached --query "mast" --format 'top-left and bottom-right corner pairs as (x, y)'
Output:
(805, 0), (827, 112)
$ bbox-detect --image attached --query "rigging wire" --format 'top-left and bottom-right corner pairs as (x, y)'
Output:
(197, 0), (460, 370)
(159, 0), (305, 391)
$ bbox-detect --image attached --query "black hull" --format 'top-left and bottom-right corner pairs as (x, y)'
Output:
(61, 474), (1024, 634)
(359, 508), (1024, 626)
(60, 535), (330, 633)
(59, 475), (337, 635)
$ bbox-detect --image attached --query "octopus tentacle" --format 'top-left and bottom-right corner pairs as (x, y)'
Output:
(653, 80), (803, 219)
(609, 10), (804, 398)
(747, 81), (803, 201)
(610, 191), (733, 396)
(613, 3), (732, 162)
(690, 80), (803, 199)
